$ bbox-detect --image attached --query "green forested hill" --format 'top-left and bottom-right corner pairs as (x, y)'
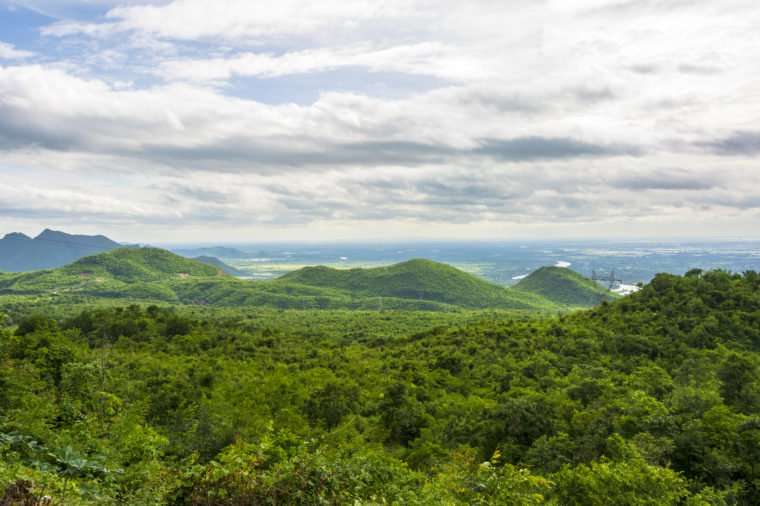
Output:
(280, 259), (553, 309)
(0, 251), (563, 311)
(1, 269), (759, 504)
(0, 248), (225, 303)
(64, 247), (222, 281)
(514, 266), (616, 306)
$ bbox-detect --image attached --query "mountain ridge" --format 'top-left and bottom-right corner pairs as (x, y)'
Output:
(279, 258), (554, 310)
(0, 247), (615, 311)
(0, 229), (121, 272)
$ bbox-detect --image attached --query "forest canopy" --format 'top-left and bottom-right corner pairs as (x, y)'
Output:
(1, 269), (759, 504)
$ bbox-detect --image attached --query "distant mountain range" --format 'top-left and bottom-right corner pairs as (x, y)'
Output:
(280, 259), (552, 310)
(0, 230), (619, 311)
(0, 229), (121, 272)
(0, 229), (248, 278)
(0, 246), (614, 311)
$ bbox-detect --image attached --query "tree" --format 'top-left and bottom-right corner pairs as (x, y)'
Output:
(304, 381), (360, 430)
(718, 353), (760, 413)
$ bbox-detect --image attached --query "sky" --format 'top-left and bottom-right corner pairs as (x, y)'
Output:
(0, 0), (759, 243)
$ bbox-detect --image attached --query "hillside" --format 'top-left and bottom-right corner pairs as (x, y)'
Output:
(193, 256), (249, 276)
(0, 251), (622, 312)
(279, 259), (553, 310)
(0, 251), (566, 311)
(0, 248), (225, 303)
(0, 229), (121, 272)
(0, 251), (465, 309)
(0, 249), (460, 309)
(514, 266), (616, 306)
(63, 247), (221, 282)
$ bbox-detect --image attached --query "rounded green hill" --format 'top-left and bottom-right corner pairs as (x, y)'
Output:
(514, 266), (616, 306)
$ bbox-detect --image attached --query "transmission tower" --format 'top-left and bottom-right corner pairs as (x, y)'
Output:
(591, 269), (623, 290)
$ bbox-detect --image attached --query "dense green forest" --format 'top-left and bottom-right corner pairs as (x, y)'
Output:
(2, 267), (760, 504)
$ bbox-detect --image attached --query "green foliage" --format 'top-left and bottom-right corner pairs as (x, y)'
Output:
(280, 258), (555, 309)
(422, 448), (552, 504)
(304, 381), (360, 429)
(514, 266), (616, 306)
(176, 431), (422, 505)
(0, 249), (564, 311)
(0, 269), (759, 503)
(550, 456), (690, 505)
(67, 247), (221, 281)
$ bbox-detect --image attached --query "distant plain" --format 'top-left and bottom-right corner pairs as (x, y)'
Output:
(166, 240), (760, 285)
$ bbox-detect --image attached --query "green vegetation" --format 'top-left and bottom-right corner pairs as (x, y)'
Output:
(515, 266), (616, 306)
(280, 258), (554, 309)
(65, 247), (222, 281)
(1, 269), (759, 504)
(0, 248), (224, 304)
(0, 250), (576, 311)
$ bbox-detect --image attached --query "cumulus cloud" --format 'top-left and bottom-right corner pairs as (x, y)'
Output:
(249, 164), (758, 227)
(610, 170), (719, 191)
(43, 0), (429, 40)
(474, 138), (640, 161)
(0, 181), (179, 223)
(1, 0), (760, 240)
(157, 43), (484, 83)
(698, 132), (760, 156)
(0, 64), (643, 170)
(0, 42), (34, 60)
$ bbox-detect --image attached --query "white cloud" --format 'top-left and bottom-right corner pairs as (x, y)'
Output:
(157, 42), (491, 83)
(0, 42), (34, 60)
(4, 0), (760, 240)
(0, 170), (183, 225)
(104, 0), (424, 40)
(2, 58), (760, 237)
(0, 64), (644, 162)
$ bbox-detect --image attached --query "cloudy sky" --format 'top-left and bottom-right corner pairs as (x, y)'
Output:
(1, 0), (759, 243)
